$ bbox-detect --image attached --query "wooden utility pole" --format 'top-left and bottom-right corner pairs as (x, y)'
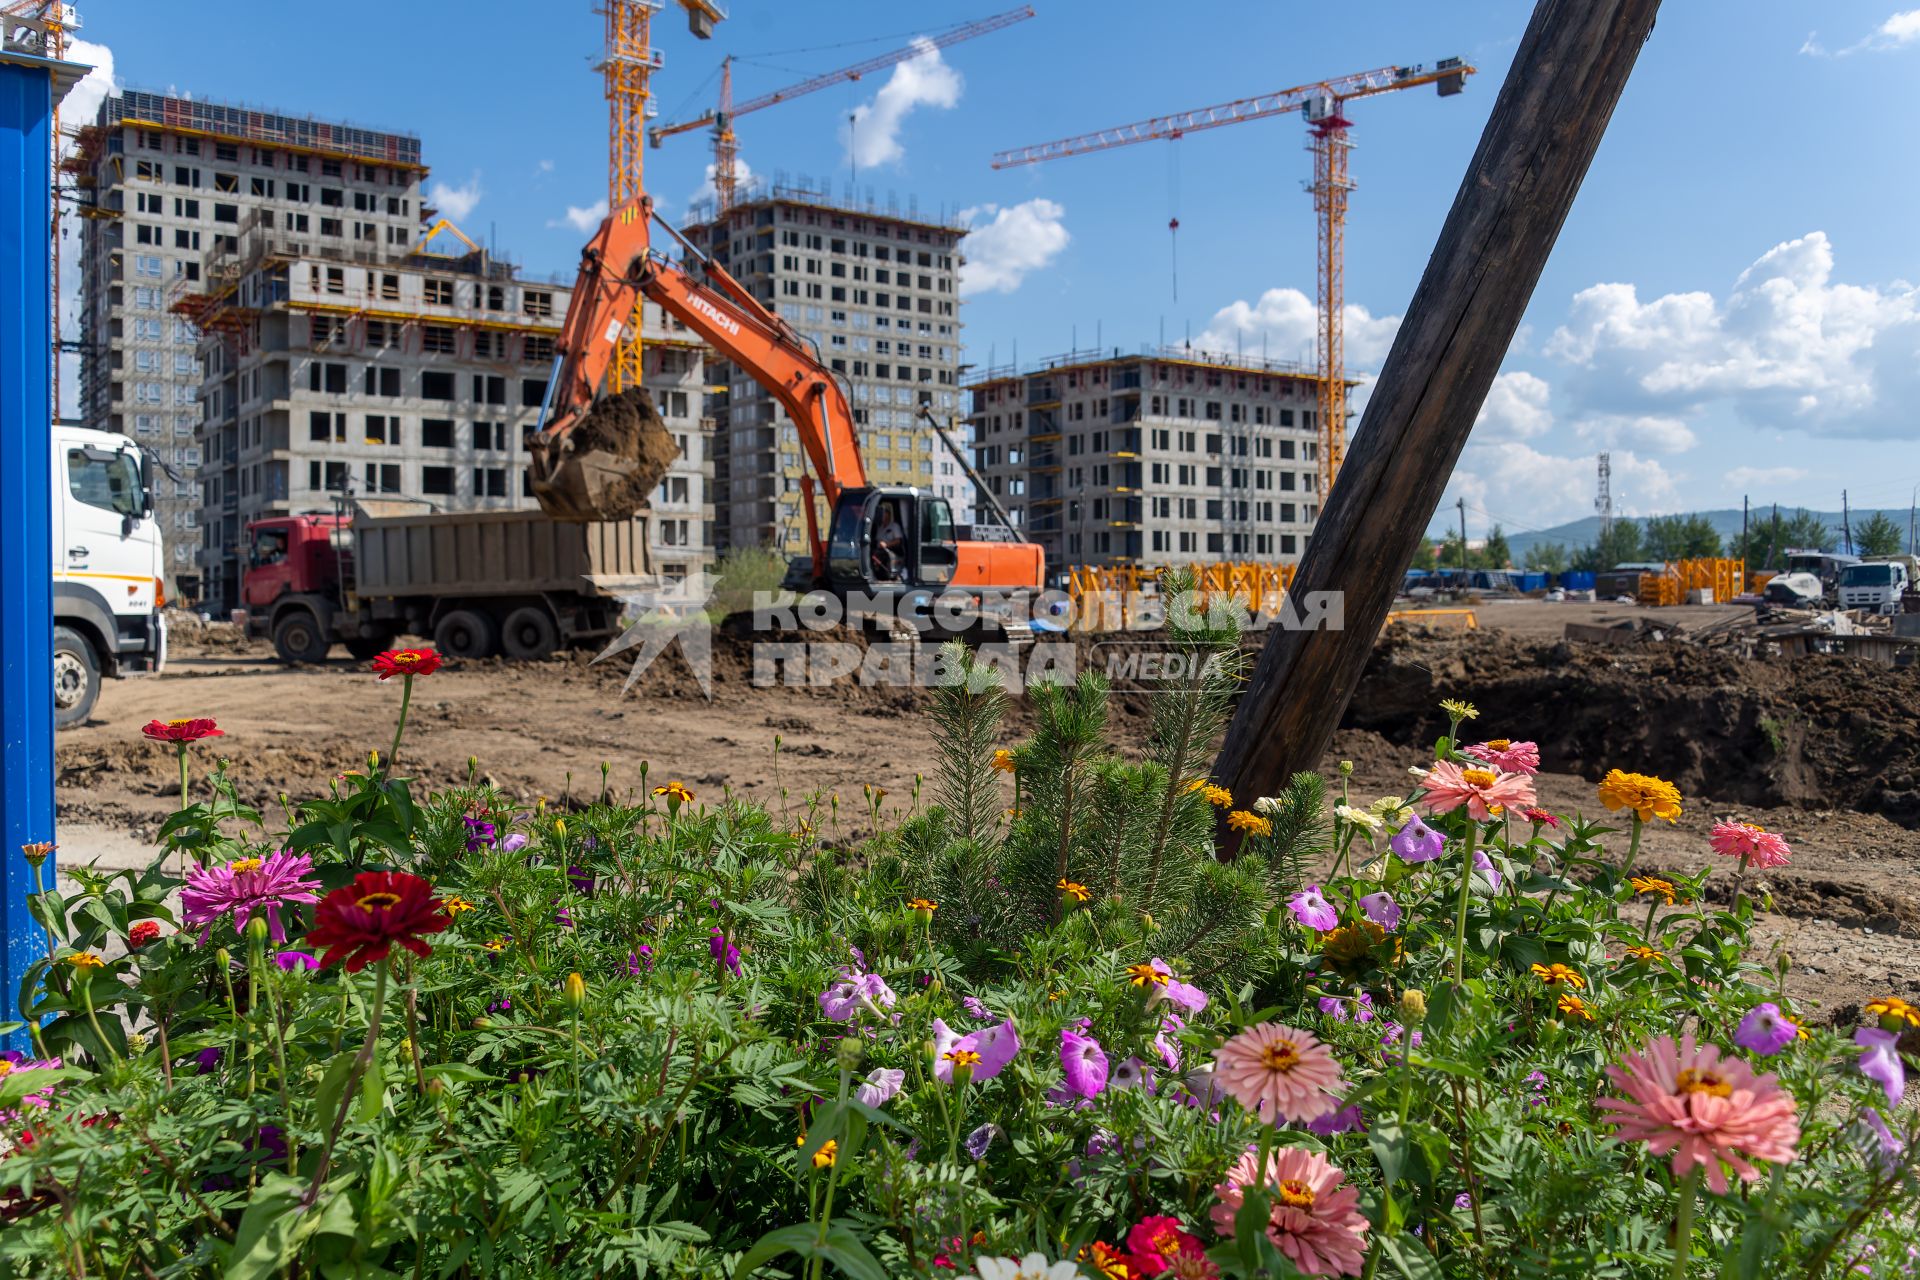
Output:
(1212, 0), (1663, 828)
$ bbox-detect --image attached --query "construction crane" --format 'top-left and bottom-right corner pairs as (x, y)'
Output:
(599, 0), (727, 396)
(648, 5), (1035, 216)
(5, 0), (75, 411)
(993, 58), (1475, 498)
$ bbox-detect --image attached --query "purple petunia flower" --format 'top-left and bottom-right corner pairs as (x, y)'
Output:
(273, 950), (317, 972)
(1110, 1055), (1154, 1092)
(962, 995), (989, 1019)
(181, 851), (322, 944)
(1860, 1108), (1905, 1173)
(1734, 1003), (1799, 1057)
(1360, 892), (1402, 931)
(1287, 884), (1339, 931)
(1060, 1028), (1109, 1099)
(1472, 850), (1503, 891)
(1391, 812), (1446, 863)
(1318, 994), (1349, 1021)
(932, 1017), (1020, 1084)
(964, 1122), (1002, 1161)
(1856, 1027), (1906, 1107)
(1353, 991), (1376, 1023)
(708, 929), (742, 977)
(1454, 1193), (1473, 1210)
(1380, 1022), (1423, 1064)
(500, 832), (529, 854)
(1305, 1101), (1366, 1136)
(1153, 1013), (1184, 1070)
(463, 817), (496, 853)
(856, 1067), (905, 1107)
(628, 946), (652, 976)
(193, 1046), (222, 1075)
(819, 971), (897, 1023)
(1144, 957), (1209, 1013)
(567, 866), (596, 896)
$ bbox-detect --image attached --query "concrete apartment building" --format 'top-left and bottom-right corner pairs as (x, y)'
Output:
(687, 179), (973, 554)
(967, 348), (1331, 572)
(184, 221), (714, 610)
(72, 91), (430, 598)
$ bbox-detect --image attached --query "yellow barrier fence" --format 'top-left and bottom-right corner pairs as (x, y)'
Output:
(1636, 558), (1747, 607)
(1064, 562), (1298, 632)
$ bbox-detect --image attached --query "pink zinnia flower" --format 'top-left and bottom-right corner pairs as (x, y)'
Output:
(1597, 1033), (1801, 1193)
(1708, 820), (1792, 869)
(181, 851), (322, 944)
(1464, 739), (1540, 776)
(1212, 1023), (1346, 1124)
(1209, 1145), (1369, 1277)
(1420, 760), (1537, 822)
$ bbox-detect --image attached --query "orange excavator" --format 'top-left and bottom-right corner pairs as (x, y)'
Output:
(528, 197), (1044, 630)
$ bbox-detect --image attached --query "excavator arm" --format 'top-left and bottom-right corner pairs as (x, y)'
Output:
(528, 197), (865, 576)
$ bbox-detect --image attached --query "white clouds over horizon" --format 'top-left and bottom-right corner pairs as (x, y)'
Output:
(958, 199), (1069, 295)
(1801, 7), (1920, 55)
(428, 173), (484, 222)
(549, 199), (610, 234)
(841, 39), (961, 171)
(1196, 287), (1402, 368)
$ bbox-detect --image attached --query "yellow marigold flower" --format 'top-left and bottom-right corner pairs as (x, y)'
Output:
(1530, 962), (1585, 989)
(443, 896), (476, 915)
(989, 749), (1017, 774)
(1004, 807), (1020, 820)
(811, 1138), (837, 1168)
(1202, 784), (1233, 808)
(65, 952), (105, 969)
(1125, 962), (1169, 988)
(1622, 944), (1665, 964)
(1439, 699), (1479, 722)
(1866, 996), (1920, 1030)
(1629, 875), (1682, 906)
(482, 938), (508, 952)
(1227, 810), (1273, 838)
(1597, 769), (1683, 823)
(863, 783), (886, 802)
(652, 780), (695, 804)
(1184, 778), (1209, 794)
(1321, 921), (1399, 973)
(906, 897), (938, 913)
(1056, 878), (1091, 903)
(1556, 993), (1595, 1022)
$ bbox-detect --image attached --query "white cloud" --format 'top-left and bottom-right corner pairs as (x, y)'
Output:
(58, 38), (118, 419)
(842, 39), (961, 170)
(1196, 287), (1401, 368)
(1573, 413), (1697, 454)
(1448, 443), (1678, 529)
(957, 199), (1069, 295)
(688, 157), (754, 212)
(1473, 371), (1554, 441)
(428, 173), (483, 222)
(536, 159), (555, 174)
(1543, 231), (1920, 439)
(1725, 465), (1808, 490)
(548, 198), (609, 234)
(1803, 8), (1920, 55)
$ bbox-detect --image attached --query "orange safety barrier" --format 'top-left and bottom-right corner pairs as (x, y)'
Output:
(1387, 608), (1479, 631)
(1636, 558), (1747, 607)
(1064, 561), (1298, 632)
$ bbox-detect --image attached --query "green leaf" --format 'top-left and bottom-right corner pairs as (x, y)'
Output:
(731, 1223), (820, 1280)
(1381, 1232), (1446, 1280)
(819, 1227), (890, 1280)
(1369, 1121), (1410, 1187)
(357, 1050), (386, 1121)
(0, 1064), (84, 1106)
(224, 1172), (356, 1280)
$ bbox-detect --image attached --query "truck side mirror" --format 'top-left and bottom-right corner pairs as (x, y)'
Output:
(139, 448), (156, 519)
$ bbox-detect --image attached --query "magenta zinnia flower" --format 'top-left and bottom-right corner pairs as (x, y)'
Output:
(1420, 760), (1537, 822)
(1597, 1034), (1801, 1193)
(1212, 1023), (1346, 1124)
(1061, 1028), (1110, 1099)
(181, 852), (322, 944)
(1708, 820), (1792, 869)
(1210, 1145), (1369, 1277)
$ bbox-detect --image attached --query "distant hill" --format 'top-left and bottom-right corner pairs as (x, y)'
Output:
(1426, 508), (1917, 561)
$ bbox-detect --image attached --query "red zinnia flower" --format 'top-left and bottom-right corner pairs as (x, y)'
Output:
(127, 921), (162, 948)
(370, 649), (443, 680)
(305, 871), (450, 971)
(141, 717), (223, 743)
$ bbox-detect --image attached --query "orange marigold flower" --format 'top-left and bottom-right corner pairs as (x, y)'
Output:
(1865, 996), (1920, 1030)
(1598, 769), (1683, 823)
(1057, 878), (1091, 903)
(1202, 783), (1233, 808)
(1126, 962), (1169, 988)
(64, 952), (105, 969)
(141, 717), (224, 743)
(1531, 962), (1585, 989)
(906, 897), (938, 913)
(1622, 944), (1665, 964)
(1629, 875), (1683, 906)
(1227, 809), (1273, 838)
(1556, 993), (1595, 1022)
(989, 748), (1017, 774)
(370, 649), (442, 681)
(652, 780), (695, 804)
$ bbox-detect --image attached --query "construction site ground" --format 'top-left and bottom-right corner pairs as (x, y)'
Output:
(53, 600), (1919, 1022)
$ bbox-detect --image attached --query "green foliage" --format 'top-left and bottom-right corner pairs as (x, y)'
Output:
(1731, 508), (1835, 567)
(1572, 521), (1646, 572)
(706, 545), (793, 619)
(1523, 542), (1570, 574)
(1853, 511), (1908, 559)
(1641, 513), (1723, 560)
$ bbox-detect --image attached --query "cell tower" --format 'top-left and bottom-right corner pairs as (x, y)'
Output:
(1595, 452), (1613, 542)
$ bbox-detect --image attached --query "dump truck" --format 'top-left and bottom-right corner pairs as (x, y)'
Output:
(240, 500), (658, 663)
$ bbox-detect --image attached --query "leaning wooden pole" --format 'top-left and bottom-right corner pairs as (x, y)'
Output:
(1212, 0), (1662, 830)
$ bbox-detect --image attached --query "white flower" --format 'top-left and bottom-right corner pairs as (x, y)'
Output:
(1252, 796), (1281, 814)
(1335, 804), (1383, 834)
(1408, 765), (1432, 779)
(1370, 796), (1413, 826)
(973, 1255), (1080, 1280)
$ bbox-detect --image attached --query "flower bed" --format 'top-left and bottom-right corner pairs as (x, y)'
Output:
(2, 616), (1916, 1279)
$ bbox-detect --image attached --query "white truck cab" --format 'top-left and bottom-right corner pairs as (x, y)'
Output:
(52, 423), (167, 727)
(1838, 558), (1913, 615)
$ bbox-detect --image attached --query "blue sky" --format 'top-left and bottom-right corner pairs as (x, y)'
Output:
(67, 0), (1920, 538)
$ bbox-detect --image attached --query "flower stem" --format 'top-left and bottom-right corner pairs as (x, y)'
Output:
(387, 673), (415, 774)
(304, 961), (389, 1207)
(1669, 1166), (1700, 1280)
(1452, 822), (1479, 986)
(1731, 851), (1750, 917)
(1622, 813), (1644, 879)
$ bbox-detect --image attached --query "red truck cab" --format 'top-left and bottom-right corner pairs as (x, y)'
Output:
(242, 515), (378, 662)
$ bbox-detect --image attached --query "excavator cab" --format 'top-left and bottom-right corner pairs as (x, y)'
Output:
(825, 488), (957, 591)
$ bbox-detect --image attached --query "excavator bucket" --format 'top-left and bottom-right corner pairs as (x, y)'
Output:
(528, 387), (681, 523)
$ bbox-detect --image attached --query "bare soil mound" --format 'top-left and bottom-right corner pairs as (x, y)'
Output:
(1344, 631), (1920, 825)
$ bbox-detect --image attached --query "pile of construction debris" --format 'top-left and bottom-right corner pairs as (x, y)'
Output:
(1562, 602), (1920, 669)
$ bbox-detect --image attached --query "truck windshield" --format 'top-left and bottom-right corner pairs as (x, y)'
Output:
(67, 448), (144, 518)
(1840, 564), (1897, 587)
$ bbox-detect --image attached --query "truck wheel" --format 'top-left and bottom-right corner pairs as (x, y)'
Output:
(273, 611), (332, 664)
(433, 609), (497, 660)
(344, 634), (395, 661)
(500, 606), (559, 661)
(53, 625), (100, 729)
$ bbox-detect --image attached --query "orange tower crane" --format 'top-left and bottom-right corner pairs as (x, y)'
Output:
(648, 5), (1035, 216)
(992, 58), (1475, 498)
(599, 0), (726, 394)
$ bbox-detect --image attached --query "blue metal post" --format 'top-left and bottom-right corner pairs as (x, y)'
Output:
(0, 39), (79, 1052)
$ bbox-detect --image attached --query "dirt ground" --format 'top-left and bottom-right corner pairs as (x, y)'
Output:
(53, 601), (1920, 1018)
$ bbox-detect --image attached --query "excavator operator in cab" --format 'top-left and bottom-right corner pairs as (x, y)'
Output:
(872, 501), (906, 581)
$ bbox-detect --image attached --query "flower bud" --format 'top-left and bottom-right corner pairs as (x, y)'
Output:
(245, 916), (270, 949)
(1140, 911), (1158, 933)
(472, 1016), (493, 1030)
(555, 818), (567, 837)
(20, 841), (53, 868)
(1398, 989), (1427, 1025)
(835, 1036), (865, 1073)
(214, 947), (232, 970)
(368, 750), (380, 771)
(921, 1039), (937, 1071)
(1338, 760), (1354, 777)
(562, 972), (586, 1010)
(426, 1076), (445, 1097)
(949, 1057), (976, 1090)
(127, 1031), (149, 1055)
